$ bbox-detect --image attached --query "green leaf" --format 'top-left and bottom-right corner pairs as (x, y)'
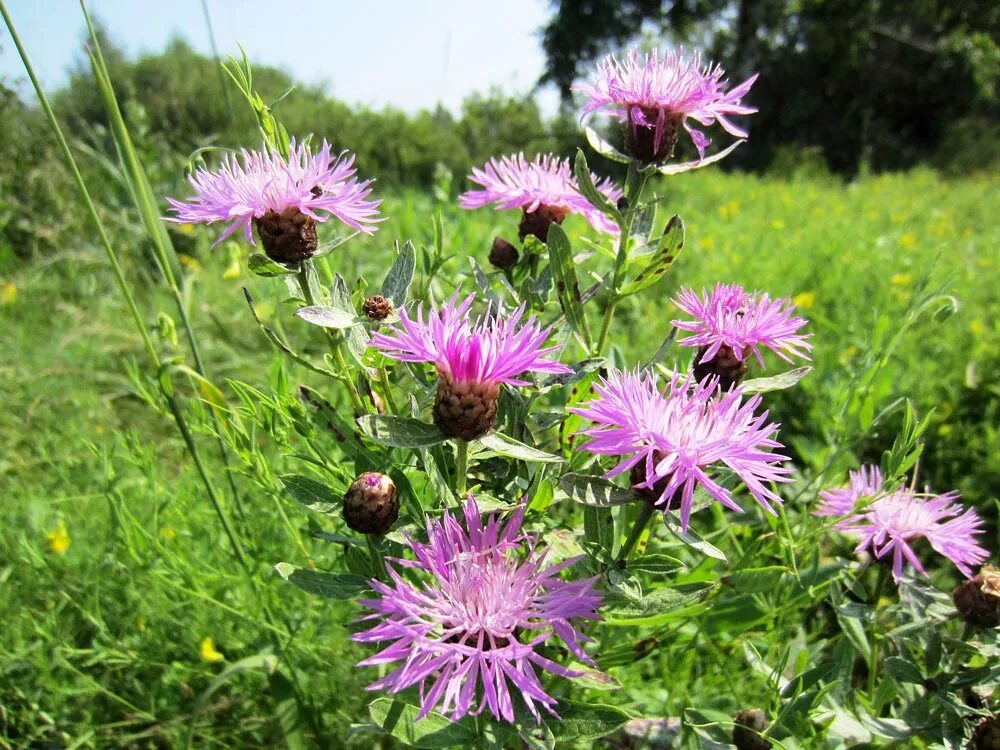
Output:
(662, 512), (727, 561)
(626, 554), (685, 575)
(585, 126), (630, 164)
(546, 223), (591, 347)
(726, 566), (789, 593)
(295, 305), (360, 329)
(583, 505), (614, 557)
(740, 366), (813, 394)
(559, 473), (639, 507)
(248, 253), (297, 277)
(280, 474), (340, 514)
(357, 415), (447, 448)
(540, 357), (605, 388)
(367, 698), (476, 748)
(563, 663), (623, 691)
(273, 563), (369, 599)
(572, 149), (622, 225)
(620, 215), (685, 296)
(604, 584), (716, 625)
(330, 273), (367, 363)
(656, 140), (744, 174)
(477, 432), (562, 463)
(885, 656), (924, 684)
(380, 240), (417, 307)
(545, 700), (630, 741)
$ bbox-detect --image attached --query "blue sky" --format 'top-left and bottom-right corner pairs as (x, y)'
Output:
(1, 0), (561, 115)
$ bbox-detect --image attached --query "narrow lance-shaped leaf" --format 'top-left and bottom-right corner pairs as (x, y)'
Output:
(357, 415), (447, 448)
(273, 563), (369, 599)
(740, 366), (812, 394)
(367, 698), (476, 748)
(546, 223), (592, 348)
(295, 305), (360, 329)
(280, 474), (340, 514)
(573, 149), (622, 225)
(560, 473), (639, 507)
(585, 126), (631, 164)
(380, 240), (416, 307)
(248, 253), (298, 277)
(620, 215), (685, 297)
(478, 432), (562, 463)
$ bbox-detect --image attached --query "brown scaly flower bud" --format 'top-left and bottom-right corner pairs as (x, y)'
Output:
(362, 294), (394, 321)
(693, 344), (748, 391)
(625, 107), (681, 165)
(953, 565), (1000, 629)
(629, 451), (680, 512)
(488, 237), (519, 270)
(732, 709), (772, 750)
(970, 717), (1000, 750)
(518, 204), (570, 243)
(343, 473), (399, 535)
(254, 207), (317, 264)
(433, 371), (500, 442)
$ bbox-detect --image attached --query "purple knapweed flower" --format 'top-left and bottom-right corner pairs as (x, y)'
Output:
(570, 369), (792, 529)
(816, 466), (989, 582)
(353, 495), (602, 723)
(672, 283), (812, 389)
(370, 294), (571, 440)
(576, 48), (757, 167)
(166, 139), (381, 262)
(459, 153), (621, 241)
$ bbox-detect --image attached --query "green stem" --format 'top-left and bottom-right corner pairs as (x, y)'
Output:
(296, 262), (367, 412)
(378, 364), (400, 414)
(617, 502), (656, 562)
(366, 535), (388, 580)
(867, 564), (891, 702)
(455, 439), (469, 498)
(593, 166), (651, 356)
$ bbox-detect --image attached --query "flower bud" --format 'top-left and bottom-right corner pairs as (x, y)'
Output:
(953, 565), (1000, 629)
(362, 294), (393, 321)
(489, 237), (519, 270)
(732, 709), (772, 750)
(518, 204), (570, 243)
(625, 107), (681, 165)
(970, 716), (1000, 750)
(433, 372), (500, 441)
(343, 473), (399, 535)
(693, 344), (748, 391)
(254, 207), (317, 263)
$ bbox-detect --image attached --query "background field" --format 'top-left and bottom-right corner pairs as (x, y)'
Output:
(2, 160), (998, 745)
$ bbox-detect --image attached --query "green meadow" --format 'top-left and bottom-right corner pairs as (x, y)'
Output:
(2, 165), (998, 746)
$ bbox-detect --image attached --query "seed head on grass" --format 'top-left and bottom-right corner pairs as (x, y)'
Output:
(166, 139), (382, 262)
(352, 496), (602, 723)
(817, 466), (989, 582)
(570, 369), (791, 529)
(459, 153), (622, 241)
(370, 294), (570, 440)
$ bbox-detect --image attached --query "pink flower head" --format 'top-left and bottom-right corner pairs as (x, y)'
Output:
(370, 294), (571, 386)
(816, 466), (989, 582)
(459, 153), (622, 236)
(570, 369), (792, 529)
(353, 495), (603, 723)
(575, 48), (757, 164)
(815, 465), (884, 517)
(166, 139), (382, 246)
(672, 283), (812, 368)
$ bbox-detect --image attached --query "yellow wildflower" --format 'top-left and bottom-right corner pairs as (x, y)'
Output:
(178, 254), (201, 272)
(46, 519), (70, 555)
(970, 319), (985, 335)
(898, 233), (917, 249)
(200, 637), (225, 663)
(793, 292), (816, 309)
(179, 223), (196, 234)
(839, 345), (858, 366)
(698, 236), (716, 251)
(160, 527), (177, 541)
(771, 219), (785, 230)
(890, 273), (912, 287)
(0, 282), (16, 305)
